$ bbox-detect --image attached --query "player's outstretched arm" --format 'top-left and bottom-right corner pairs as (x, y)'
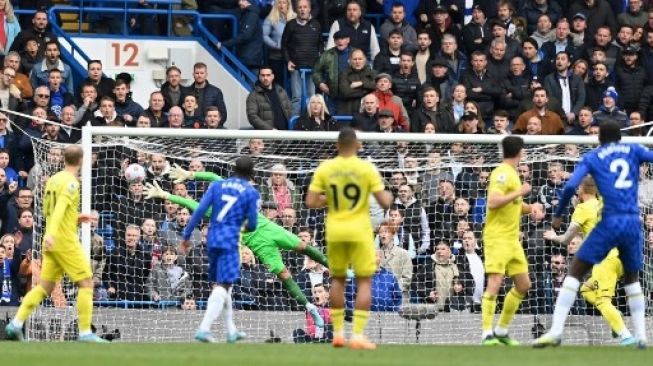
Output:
(374, 190), (394, 209)
(182, 183), (215, 245)
(144, 181), (170, 201)
(543, 222), (581, 245)
(168, 163), (223, 183)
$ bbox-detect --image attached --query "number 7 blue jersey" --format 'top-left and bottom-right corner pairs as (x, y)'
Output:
(556, 143), (653, 217)
(183, 177), (260, 249)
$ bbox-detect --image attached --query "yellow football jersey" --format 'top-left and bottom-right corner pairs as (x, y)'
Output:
(43, 170), (80, 249)
(484, 163), (522, 243)
(308, 155), (385, 243)
(571, 198), (601, 237)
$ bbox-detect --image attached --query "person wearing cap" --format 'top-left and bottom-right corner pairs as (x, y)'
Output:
(423, 5), (462, 55)
(488, 19), (520, 62)
(513, 87), (564, 134)
(567, 0), (617, 38)
(372, 72), (409, 131)
(462, 51), (502, 121)
(462, 5), (491, 54)
(543, 51), (586, 124)
(379, 2), (417, 52)
(458, 112), (485, 134)
(570, 13), (589, 47)
(519, 0), (562, 35)
(326, 0), (380, 61)
(373, 29), (404, 74)
(312, 29), (351, 115)
(592, 86), (628, 127)
(541, 19), (579, 73)
(338, 48), (376, 116)
(422, 56), (456, 103)
(614, 46), (646, 113)
(280, 0), (322, 116)
(618, 0), (647, 28)
(375, 108), (399, 132)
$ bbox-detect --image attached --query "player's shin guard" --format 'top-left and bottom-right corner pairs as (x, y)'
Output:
(303, 246), (329, 268)
(281, 277), (308, 306)
(497, 288), (525, 332)
(199, 286), (228, 333)
(352, 309), (370, 338)
(76, 287), (94, 335)
(481, 292), (497, 338)
(13, 285), (48, 327)
(624, 282), (648, 342)
(331, 308), (345, 338)
(550, 276), (581, 336)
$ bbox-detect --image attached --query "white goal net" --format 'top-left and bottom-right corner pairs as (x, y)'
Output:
(25, 128), (653, 344)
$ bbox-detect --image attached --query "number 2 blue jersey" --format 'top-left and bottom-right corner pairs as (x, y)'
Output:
(183, 177), (260, 249)
(556, 143), (653, 217)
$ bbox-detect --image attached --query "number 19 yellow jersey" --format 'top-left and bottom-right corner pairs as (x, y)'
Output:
(308, 155), (385, 243)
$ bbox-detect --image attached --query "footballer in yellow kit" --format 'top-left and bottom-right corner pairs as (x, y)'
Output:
(40, 170), (93, 283)
(544, 176), (630, 341)
(483, 163), (529, 276)
(306, 128), (392, 350)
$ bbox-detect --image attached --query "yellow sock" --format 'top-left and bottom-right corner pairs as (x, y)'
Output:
(352, 309), (370, 337)
(15, 285), (48, 323)
(77, 288), (94, 334)
(596, 298), (627, 335)
(331, 308), (345, 337)
(481, 292), (497, 334)
(498, 288), (525, 329)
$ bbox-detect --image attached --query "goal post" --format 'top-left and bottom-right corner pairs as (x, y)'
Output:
(25, 127), (653, 343)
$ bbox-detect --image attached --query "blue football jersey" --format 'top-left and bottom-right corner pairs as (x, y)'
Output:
(556, 143), (653, 217)
(183, 177), (259, 249)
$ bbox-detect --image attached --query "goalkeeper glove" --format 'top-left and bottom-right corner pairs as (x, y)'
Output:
(168, 163), (193, 183)
(144, 181), (170, 200)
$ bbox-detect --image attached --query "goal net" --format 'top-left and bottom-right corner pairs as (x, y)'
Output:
(26, 128), (653, 344)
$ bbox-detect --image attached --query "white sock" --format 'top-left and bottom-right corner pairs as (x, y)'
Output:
(482, 330), (494, 339)
(624, 282), (647, 342)
(224, 287), (237, 335)
(494, 326), (508, 337)
(79, 330), (92, 337)
(198, 286), (228, 333)
(549, 276), (581, 337)
(11, 319), (24, 328)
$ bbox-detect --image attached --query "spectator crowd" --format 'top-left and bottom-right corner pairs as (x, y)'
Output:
(1, 1), (653, 331)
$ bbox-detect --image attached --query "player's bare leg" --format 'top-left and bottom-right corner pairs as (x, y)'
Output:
(349, 276), (376, 350)
(277, 267), (325, 331)
(494, 272), (531, 345)
(481, 273), (503, 345)
(622, 272), (648, 348)
(5, 279), (56, 341)
(534, 258), (593, 347)
(329, 276), (347, 348)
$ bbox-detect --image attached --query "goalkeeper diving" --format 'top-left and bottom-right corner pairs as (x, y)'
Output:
(543, 176), (636, 345)
(144, 164), (329, 331)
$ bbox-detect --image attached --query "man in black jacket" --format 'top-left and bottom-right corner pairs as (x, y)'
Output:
(281, 0), (323, 116)
(462, 51), (502, 121)
(218, 0), (263, 70)
(10, 10), (56, 56)
(183, 63), (228, 122)
(410, 86), (456, 133)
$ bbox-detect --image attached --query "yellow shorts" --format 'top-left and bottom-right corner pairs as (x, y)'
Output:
(581, 256), (624, 299)
(327, 240), (377, 278)
(41, 242), (93, 283)
(483, 240), (528, 276)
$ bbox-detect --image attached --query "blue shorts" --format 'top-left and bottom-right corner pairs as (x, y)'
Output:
(207, 247), (241, 285)
(577, 215), (643, 273)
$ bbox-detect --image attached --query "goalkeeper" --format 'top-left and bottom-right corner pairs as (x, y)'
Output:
(144, 164), (329, 331)
(543, 176), (636, 345)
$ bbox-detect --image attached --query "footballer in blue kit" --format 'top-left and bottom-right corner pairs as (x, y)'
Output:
(181, 156), (260, 344)
(535, 121), (652, 348)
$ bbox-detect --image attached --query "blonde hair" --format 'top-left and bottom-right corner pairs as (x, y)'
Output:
(307, 94), (329, 120)
(2, 1), (16, 23)
(267, 0), (297, 25)
(0, 234), (15, 246)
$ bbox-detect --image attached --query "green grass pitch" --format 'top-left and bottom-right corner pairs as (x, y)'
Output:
(0, 343), (651, 366)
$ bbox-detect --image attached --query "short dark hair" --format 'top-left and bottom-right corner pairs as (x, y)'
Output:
(388, 29), (403, 38)
(599, 121), (622, 144)
(45, 40), (59, 49)
(258, 65), (274, 75)
(532, 86), (548, 97)
(421, 86), (439, 97)
(166, 66), (181, 75)
(493, 109), (509, 118)
(502, 136), (524, 159)
(522, 37), (539, 50)
(234, 156), (255, 179)
(337, 127), (358, 148)
(87, 60), (102, 68)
